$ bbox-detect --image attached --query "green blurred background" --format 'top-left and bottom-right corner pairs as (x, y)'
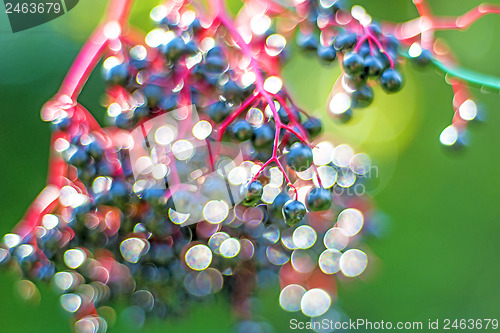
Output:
(0, 0), (499, 332)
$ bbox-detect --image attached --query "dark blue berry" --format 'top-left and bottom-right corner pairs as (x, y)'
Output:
(87, 140), (103, 160)
(384, 34), (400, 52)
(343, 52), (365, 75)
(206, 101), (230, 123)
(268, 192), (290, 220)
(344, 73), (367, 88)
(252, 123), (275, 148)
(357, 43), (371, 58)
(184, 41), (198, 56)
(351, 85), (374, 108)
(297, 32), (319, 51)
(380, 69), (403, 93)
(51, 116), (71, 131)
(204, 56), (227, 75)
(231, 120), (253, 142)
(305, 187), (332, 211)
(334, 32), (358, 52)
(411, 49), (433, 67)
(364, 56), (384, 78)
(286, 143), (313, 172)
(221, 80), (243, 102)
(189, 18), (202, 32)
(317, 45), (337, 63)
(159, 94), (178, 111)
(368, 24), (382, 38)
(283, 200), (306, 226)
(103, 63), (129, 86)
(68, 148), (88, 167)
(143, 84), (164, 108)
(303, 117), (322, 139)
(134, 106), (150, 118)
(115, 112), (133, 129)
(163, 37), (186, 61)
(242, 181), (263, 206)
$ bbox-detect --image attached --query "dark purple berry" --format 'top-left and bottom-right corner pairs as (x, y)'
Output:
(252, 123), (275, 148)
(364, 56), (384, 78)
(303, 117), (322, 139)
(334, 32), (358, 52)
(305, 187), (332, 211)
(351, 85), (374, 109)
(297, 32), (319, 51)
(283, 200), (306, 226)
(242, 180), (263, 206)
(163, 37), (186, 61)
(207, 101), (230, 123)
(411, 49), (433, 67)
(268, 192), (290, 220)
(231, 120), (253, 142)
(380, 69), (403, 93)
(343, 52), (365, 75)
(317, 45), (337, 63)
(286, 143), (313, 172)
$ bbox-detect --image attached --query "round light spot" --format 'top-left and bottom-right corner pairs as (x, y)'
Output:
(313, 142), (334, 166)
(60, 293), (82, 313)
(318, 249), (342, 274)
(408, 42), (423, 57)
(155, 125), (176, 145)
(53, 272), (74, 291)
(440, 125), (459, 146)
(301, 289), (331, 317)
(291, 250), (316, 273)
(246, 108), (264, 126)
(292, 226), (317, 249)
(262, 225), (280, 244)
(337, 208), (364, 236)
(120, 238), (147, 264)
(316, 166), (337, 189)
(262, 185), (280, 204)
(193, 120), (213, 140)
(332, 144), (354, 168)
(203, 200), (229, 224)
(459, 99), (477, 121)
(263, 76), (283, 94)
(323, 228), (349, 250)
(265, 34), (286, 57)
(42, 214), (59, 230)
(280, 284), (306, 312)
(340, 249), (368, 277)
(250, 15), (271, 35)
(3, 233), (21, 248)
(185, 244), (212, 271)
(219, 238), (240, 258)
(266, 244), (290, 265)
(336, 168), (356, 188)
(328, 92), (351, 116)
(130, 45), (147, 61)
(172, 140), (195, 161)
(64, 249), (86, 269)
(350, 153), (371, 175)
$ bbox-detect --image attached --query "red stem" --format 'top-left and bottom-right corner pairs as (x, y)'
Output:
(58, 0), (134, 100)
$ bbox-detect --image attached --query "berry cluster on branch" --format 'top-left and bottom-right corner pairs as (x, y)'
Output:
(1, 0), (498, 332)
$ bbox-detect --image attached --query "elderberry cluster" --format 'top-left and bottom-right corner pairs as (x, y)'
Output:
(294, 0), (403, 120)
(1, 2), (378, 332)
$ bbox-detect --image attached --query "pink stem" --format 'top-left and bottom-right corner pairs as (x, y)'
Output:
(58, 0), (134, 100)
